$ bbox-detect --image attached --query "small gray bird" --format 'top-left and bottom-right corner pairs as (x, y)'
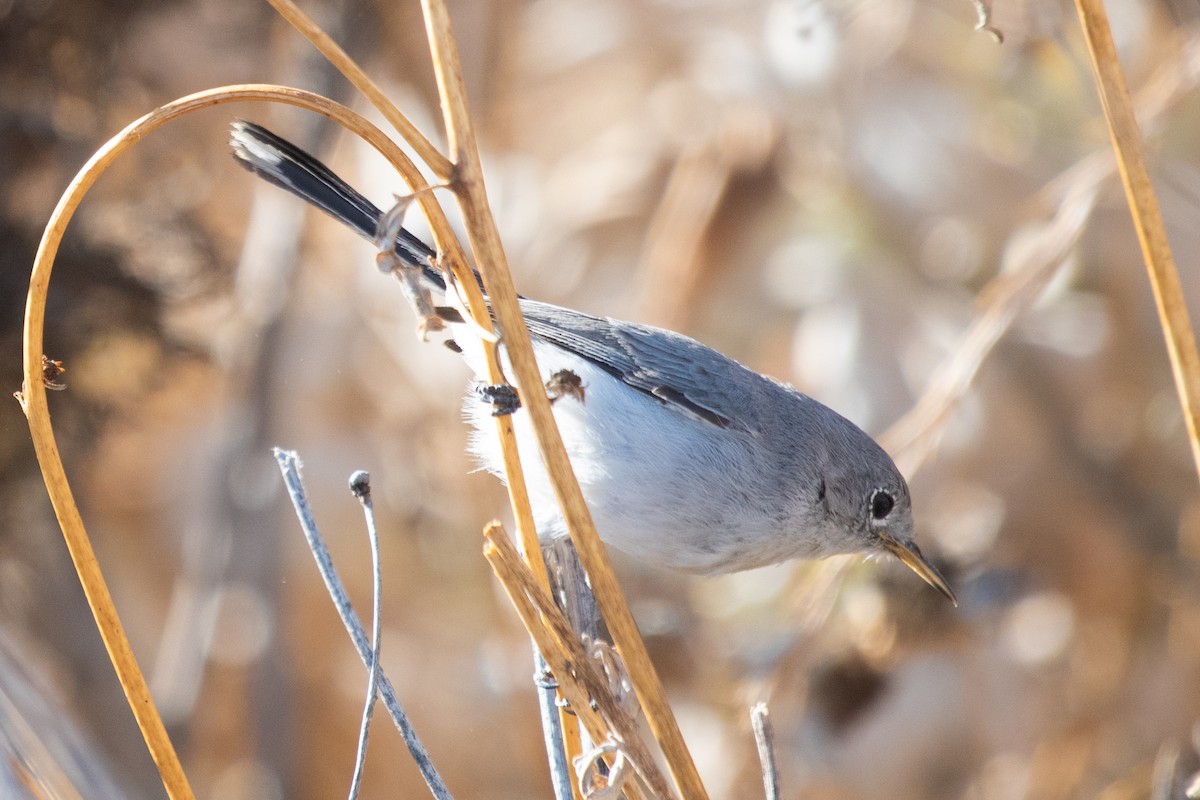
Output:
(230, 120), (955, 603)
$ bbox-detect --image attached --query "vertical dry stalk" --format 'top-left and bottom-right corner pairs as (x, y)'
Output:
(418, 2), (706, 797)
(1073, 0), (1200, 484)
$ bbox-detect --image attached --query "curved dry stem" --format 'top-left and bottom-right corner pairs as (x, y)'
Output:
(20, 82), (480, 800)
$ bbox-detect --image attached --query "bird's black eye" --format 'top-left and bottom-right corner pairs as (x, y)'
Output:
(870, 490), (894, 520)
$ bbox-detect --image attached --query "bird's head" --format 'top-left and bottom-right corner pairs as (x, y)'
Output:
(814, 439), (956, 605)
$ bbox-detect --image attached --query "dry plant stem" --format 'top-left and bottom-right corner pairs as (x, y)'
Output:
(20, 81), (479, 800)
(750, 703), (780, 800)
(545, 539), (601, 796)
(556, 686), (585, 800)
(500, 418), (572, 792)
(264, 0), (452, 180)
(492, 393), (572, 790)
(494, 417), (552, 589)
(275, 451), (453, 800)
(349, 0), (554, 586)
(489, 558), (643, 799)
(420, 2), (707, 796)
(483, 524), (668, 800)
(1073, 0), (1200, 485)
(261, 7), (591, 789)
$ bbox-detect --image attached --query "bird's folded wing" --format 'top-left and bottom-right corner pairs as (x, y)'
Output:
(521, 300), (770, 431)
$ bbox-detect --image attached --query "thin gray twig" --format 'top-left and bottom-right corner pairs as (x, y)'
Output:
(532, 649), (574, 800)
(273, 449), (453, 800)
(751, 703), (779, 800)
(347, 470), (382, 800)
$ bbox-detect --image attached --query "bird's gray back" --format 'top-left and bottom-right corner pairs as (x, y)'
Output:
(520, 300), (795, 433)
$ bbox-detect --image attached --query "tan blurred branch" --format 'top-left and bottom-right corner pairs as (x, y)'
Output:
(883, 33), (1200, 478)
(883, 174), (1100, 474)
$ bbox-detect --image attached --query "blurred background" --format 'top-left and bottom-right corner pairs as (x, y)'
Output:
(4, 0), (1200, 797)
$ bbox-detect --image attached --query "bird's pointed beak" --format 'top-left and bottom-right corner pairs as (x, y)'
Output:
(878, 532), (957, 606)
